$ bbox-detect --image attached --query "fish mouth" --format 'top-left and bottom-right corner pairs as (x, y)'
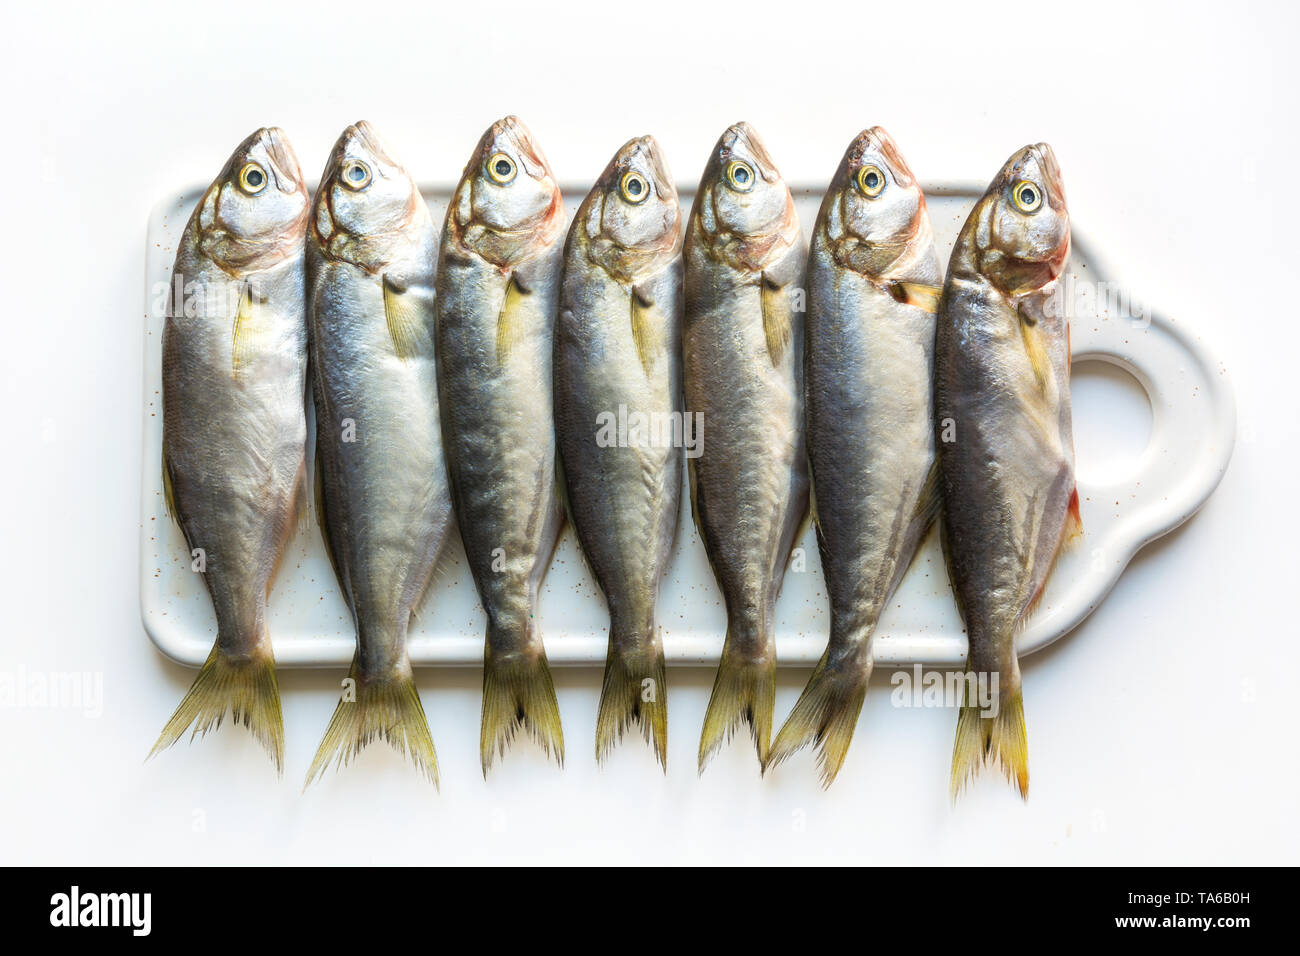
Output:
(1004, 142), (1066, 211)
(619, 134), (676, 201)
(859, 126), (888, 150)
(316, 120), (422, 245)
(342, 119), (397, 168)
(856, 125), (917, 187)
(721, 121), (780, 183)
(1029, 142), (1066, 209)
(257, 126), (304, 192)
(484, 114), (552, 180)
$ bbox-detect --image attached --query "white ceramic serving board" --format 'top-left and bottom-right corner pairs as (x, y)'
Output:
(139, 182), (1235, 668)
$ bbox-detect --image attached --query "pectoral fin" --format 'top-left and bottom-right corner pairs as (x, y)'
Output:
(760, 271), (793, 366)
(382, 274), (428, 361)
(888, 281), (943, 314)
(231, 282), (267, 377)
(496, 273), (529, 364)
(1017, 303), (1052, 394)
(629, 284), (660, 376)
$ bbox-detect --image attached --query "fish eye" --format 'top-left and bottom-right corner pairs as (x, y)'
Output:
(620, 170), (650, 205)
(238, 162), (268, 195)
(725, 160), (755, 192)
(340, 159), (372, 191)
(487, 152), (517, 185)
(856, 164), (886, 198)
(1011, 179), (1043, 213)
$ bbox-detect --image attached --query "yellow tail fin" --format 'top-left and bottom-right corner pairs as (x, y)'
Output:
(303, 660), (438, 789)
(950, 679), (1028, 800)
(148, 643), (284, 773)
(481, 644), (564, 775)
(766, 647), (871, 787)
(698, 634), (775, 772)
(595, 638), (667, 769)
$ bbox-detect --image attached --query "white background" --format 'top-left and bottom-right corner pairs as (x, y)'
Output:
(1, 0), (1296, 864)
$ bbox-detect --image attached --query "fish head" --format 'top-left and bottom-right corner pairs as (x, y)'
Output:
(197, 126), (309, 273)
(313, 120), (421, 250)
(828, 126), (929, 273)
(452, 115), (565, 266)
(697, 122), (798, 270)
(581, 135), (681, 281)
(978, 143), (1070, 294)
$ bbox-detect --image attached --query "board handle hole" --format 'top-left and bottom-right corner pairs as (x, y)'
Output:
(1070, 358), (1153, 485)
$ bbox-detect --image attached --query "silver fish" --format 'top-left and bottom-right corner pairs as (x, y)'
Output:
(935, 143), (1078, 799)
(684, 122), (809, 771)
(768, 128), (943, 786)
(554, 136), (683, 767)
(435, 116), (569, 773)
(151, 127), (310, 770)
(304, 121), (452, 787)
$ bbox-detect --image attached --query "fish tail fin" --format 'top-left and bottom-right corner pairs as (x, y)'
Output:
(698, 628), (775, 772)
(303, 659), (438, 790)
(766, 645), (872, 787)
(480, 640), (564, 775)
(595, 629), (668, 769)
(950, 677), (1028, 801)
(148, 643), (284, 773)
